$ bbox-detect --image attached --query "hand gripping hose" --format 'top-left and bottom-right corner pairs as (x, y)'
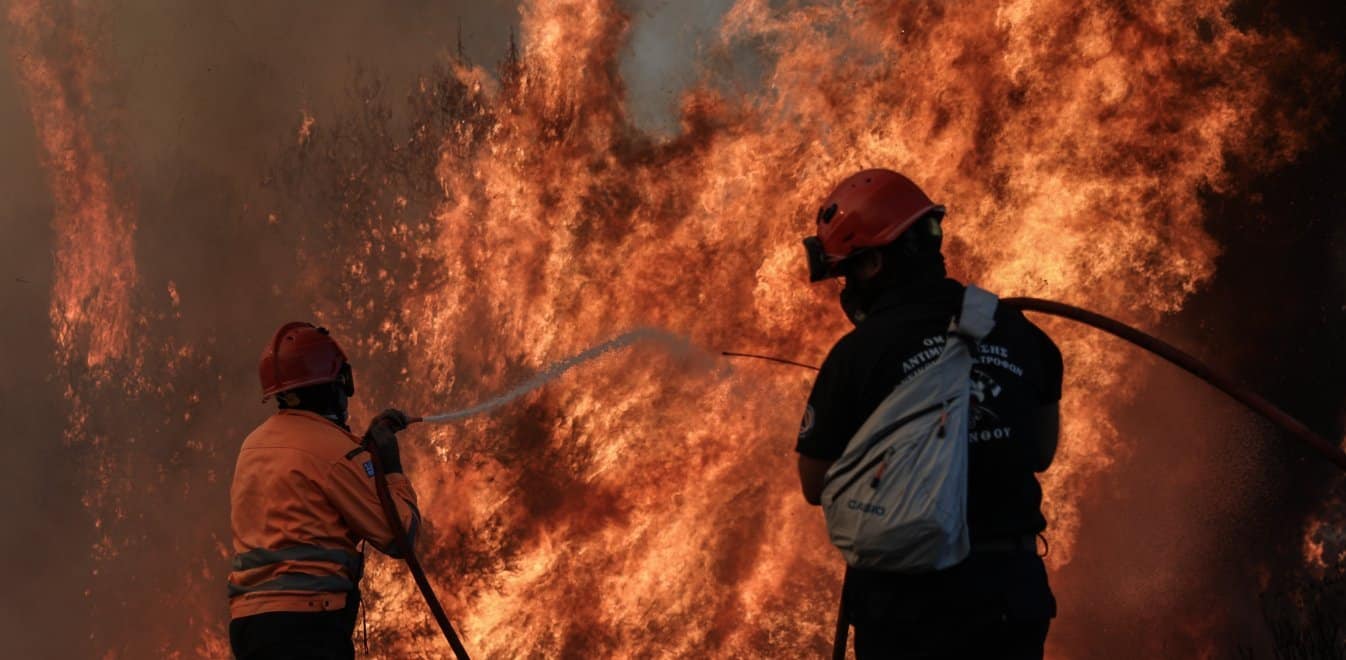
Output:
(365, 434), (472, 659)
(363, 329), (689, 658)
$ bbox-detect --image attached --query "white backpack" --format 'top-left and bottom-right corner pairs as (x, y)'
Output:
(821, 285), (998, 572)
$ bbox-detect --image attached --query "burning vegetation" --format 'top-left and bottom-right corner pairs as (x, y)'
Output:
(6, 0), (1345, 657)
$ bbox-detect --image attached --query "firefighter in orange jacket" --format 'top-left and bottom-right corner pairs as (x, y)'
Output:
(228, 322), (420, 660)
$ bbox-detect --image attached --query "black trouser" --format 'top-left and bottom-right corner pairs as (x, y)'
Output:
(843, 552), (1055, 660)
(230, 593), (359, 660)
(853, 616), (1050, 659)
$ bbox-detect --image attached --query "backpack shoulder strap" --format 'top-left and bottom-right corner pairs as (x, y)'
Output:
(954, 284), (999, 342)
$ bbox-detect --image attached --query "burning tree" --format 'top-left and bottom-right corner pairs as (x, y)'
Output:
(10, 0), (1343, 657)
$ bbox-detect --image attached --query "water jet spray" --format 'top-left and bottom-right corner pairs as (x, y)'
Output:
(367, 327), (697, 658)
(417, 328), (698, 423)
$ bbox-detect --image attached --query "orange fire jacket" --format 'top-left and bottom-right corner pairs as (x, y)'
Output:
(228, 409), (420, 620)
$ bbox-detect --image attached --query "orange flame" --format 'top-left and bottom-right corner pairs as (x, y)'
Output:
(322, 1), (1326, 656)
(22, 0), (1338, 657)
(8, 0), (137, 377)
(1303, 496), (1346, 574)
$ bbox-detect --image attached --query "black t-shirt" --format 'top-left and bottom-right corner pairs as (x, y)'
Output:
(796, 278), (1063, 541)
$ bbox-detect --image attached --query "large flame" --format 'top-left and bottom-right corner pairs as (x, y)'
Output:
(350, 1), (1320, 656)
(12, 0), (1337, 657)
(8, 0), (136, 374)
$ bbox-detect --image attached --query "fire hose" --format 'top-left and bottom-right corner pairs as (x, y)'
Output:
(723, 298), (1346, 471)
(364, 298), (1346, 658)
(1001, 298), (1346, 471)
(363, 434), (472, 660)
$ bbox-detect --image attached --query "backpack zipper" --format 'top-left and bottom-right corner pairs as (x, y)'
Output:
(870, 406), (950, 490)
(825, 396), (956, 499)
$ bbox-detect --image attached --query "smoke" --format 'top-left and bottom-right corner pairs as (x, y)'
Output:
(2, 0), (1344, 658)
(618, 0), (737, 135)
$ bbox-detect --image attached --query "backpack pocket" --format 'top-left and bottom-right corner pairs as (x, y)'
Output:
(824, 399), (949, 501)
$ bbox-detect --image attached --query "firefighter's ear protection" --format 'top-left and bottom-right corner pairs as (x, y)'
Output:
(336, 363), (355, 397)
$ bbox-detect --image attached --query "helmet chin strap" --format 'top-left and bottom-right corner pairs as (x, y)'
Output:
(329, 389), (350, 429)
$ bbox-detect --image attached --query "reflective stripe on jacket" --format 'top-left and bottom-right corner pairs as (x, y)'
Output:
(228, 409), (419, 619)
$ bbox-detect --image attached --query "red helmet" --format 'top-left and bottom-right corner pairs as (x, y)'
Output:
(803, 169), (945, 281)
(258, 322), (349, 401)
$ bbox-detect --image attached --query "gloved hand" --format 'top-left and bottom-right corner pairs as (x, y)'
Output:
(363, 409), (412, 474)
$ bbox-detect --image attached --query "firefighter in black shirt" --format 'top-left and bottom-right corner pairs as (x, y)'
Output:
(798, 169), (1062, 659)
